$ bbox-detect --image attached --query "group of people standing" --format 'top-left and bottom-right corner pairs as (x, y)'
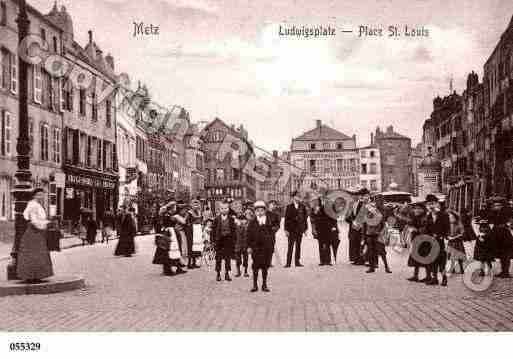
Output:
(152, 198), (281, 292)
(398, 194), (512, 285)
(344, 188), (392, 274)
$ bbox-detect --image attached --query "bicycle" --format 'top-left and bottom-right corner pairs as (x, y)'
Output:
(201, 241), (216, 270)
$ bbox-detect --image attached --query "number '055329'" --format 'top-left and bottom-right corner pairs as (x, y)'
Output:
(9, 342), (41, 351)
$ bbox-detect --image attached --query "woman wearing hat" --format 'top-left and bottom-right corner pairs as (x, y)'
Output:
(424, 194), (450, 286)
(487, 197), (513, 278)
(247, 201), (280, 292)
(16, 188), (54, 283)
(406, 201), (430, 282)
(114, 206), (137, 257)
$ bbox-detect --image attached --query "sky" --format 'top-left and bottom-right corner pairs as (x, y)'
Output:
(28, 0), (513, 153)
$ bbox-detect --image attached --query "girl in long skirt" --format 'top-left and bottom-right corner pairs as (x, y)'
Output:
(17, 188), (54, 283)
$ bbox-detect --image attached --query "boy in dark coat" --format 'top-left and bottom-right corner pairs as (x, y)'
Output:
(212, 201), (237, 281)
(247, 201), (280, 292)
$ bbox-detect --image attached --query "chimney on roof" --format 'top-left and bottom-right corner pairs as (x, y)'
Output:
(387, 125), (393, 134)
(88, 30), (93, 45)
(371, 132), (374, 145)
(105, 53), (114, 71)
(272, 150), (278, 158)
(316, 119), (321, 128)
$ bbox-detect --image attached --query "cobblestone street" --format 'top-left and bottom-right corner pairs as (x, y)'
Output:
(1, 225), (513, 331)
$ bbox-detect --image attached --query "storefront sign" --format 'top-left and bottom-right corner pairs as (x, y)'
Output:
(66, 174), (116, 189)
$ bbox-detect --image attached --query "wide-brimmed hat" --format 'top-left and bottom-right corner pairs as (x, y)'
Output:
(254, 200), (266, 209)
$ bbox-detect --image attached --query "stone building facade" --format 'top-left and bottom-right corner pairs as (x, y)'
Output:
(0, 0), (66, 221)
(372, 126), (412, 193)
(290, 120), (359, 195)
(201, 118), (256, 212)
(359, 139), (382, 193)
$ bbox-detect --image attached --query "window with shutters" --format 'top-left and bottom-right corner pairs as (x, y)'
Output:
(33, 65), (42, 104)
(79, 89), (86, 116)
(52, 128), (61, 163)
(0, 2), (6, 26)
(52, 36), (58, 53)
(79, 133), (87, 165)
(91, 92), (98, 121)
(61, 80), (73, 111)
(40, 28), (46, 42)
(29, 118), (34, 158)
(106, 100), (112, 127)
(86, 136), (92, 166)
(10, 53), (16, 94)
(1, 110), (12, 156)
(40, 123), (49, 161)
(0, 48), (4, 89)
(66, 128), (73, 162)
(97, 139), (102, 170)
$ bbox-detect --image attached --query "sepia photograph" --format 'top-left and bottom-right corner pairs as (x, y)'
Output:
(1, 0), (513, 355)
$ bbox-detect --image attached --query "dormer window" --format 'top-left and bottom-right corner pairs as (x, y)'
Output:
(336, 142), (343, 150)
(310, 143), (316, 150)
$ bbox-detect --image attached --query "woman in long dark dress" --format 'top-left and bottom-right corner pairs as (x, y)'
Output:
(115, 207), (137, 257)
(17, 188), (54, 283)
(406, 202), (430, 282)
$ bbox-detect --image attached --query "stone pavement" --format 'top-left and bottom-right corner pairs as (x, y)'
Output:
(1, 226), (513, 331)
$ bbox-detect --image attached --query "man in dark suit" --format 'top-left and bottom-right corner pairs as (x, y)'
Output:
(345, 189), (367, 265)
(424, 194), (450, 286)
(311, 197), (338, 265)
(212, 200), (237, 282)
(247, 201), (280, 292)
(284, 191), (308, 267)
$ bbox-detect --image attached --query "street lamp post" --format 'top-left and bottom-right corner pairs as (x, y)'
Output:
(7, 0), (32, 280)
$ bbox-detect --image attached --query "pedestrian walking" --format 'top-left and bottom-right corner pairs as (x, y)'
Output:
(487, 196), (513, 278)
(473, 219), (495, 276)
(114, 207), (137, 257)
(446, 211), (466, 274)
(212, 201), (237, 281)
(85, 214), (98, 245)
(461, 207), (477, 242)
(406, 201), (430, 282)
(424, 194), (450, 286)
(16, 188), (54, 283)
(284, 191), (307, 267)
(247, 201), (280, 292)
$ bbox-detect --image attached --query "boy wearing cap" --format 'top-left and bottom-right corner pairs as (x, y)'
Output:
(247, 201), (280, 292)
(212, 201), (237, 281)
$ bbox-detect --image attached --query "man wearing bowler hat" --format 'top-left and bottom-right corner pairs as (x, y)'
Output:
(284, 191), (308, 267)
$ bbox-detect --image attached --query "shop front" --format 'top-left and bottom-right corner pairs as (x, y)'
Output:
(63, 169), (118, 222)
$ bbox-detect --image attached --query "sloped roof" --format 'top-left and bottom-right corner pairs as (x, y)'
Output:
(294, 124), (351, 141)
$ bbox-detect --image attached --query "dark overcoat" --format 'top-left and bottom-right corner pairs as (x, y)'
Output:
(212, 215), (237, 258)
(247, 213), (279, 270)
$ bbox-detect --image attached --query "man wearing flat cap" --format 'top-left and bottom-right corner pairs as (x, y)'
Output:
(284, 191), (308, 267)
(247, 200), (280, 292)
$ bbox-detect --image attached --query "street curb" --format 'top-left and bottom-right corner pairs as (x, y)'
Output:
(0, 276), (85, 297)
(0, 233), (152, 262)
